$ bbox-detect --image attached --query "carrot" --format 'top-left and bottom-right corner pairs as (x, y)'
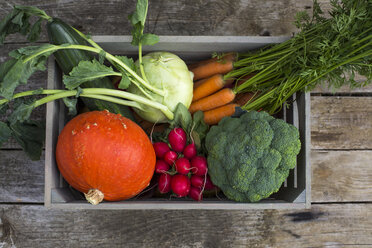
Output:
(193, 78), (208, 88)
(203, 104), (239, 125)
(188, 57), (216, 70)
(189, 88), (235, 113)
(188, 53), (235, 71)
(192, 74), (234, 102)
(190, 53), (236, 81)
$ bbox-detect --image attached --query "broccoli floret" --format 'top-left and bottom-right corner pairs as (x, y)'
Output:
(205, 111), (301, 202)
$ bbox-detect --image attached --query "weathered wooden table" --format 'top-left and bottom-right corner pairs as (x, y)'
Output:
(1, 0), (371, 247)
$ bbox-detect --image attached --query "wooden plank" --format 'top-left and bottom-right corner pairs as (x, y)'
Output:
(0, 151), (44, 203)
(0, 204), (370, 247)
(312, 75), (372, 94)
(1, 150), (371, 204)
(0, 0), (312, 44)
(311, 150), (372, 203)
(311, 96), (372, 149)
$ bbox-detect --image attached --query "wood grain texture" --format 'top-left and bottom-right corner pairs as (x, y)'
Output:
(311, 96), (372, 149)
(0, 151), (44, 203)
(0, 204), (370, 248)
(0, 0), (312, 45)
(312, 150), (372, 203)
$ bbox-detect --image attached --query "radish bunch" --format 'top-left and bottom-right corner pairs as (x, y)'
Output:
(153, 127), (215, 201)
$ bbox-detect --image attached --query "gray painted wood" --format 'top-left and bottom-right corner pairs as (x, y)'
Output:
(311, 96), (372, 149)
(311, 150), (372, 203)
(0, 0), (312, 44)
(0, 204), (371, 248)
(0, 151), (44, 203)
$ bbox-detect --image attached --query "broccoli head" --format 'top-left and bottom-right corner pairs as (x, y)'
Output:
(205, 111), (301, 202)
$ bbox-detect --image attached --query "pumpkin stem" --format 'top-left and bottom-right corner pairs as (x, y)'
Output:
(84, 189), (104, 205)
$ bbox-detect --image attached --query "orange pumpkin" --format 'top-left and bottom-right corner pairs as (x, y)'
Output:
(56, 110), (156, 205)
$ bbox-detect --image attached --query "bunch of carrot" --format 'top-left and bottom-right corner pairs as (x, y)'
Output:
(188, 53), (256, 125)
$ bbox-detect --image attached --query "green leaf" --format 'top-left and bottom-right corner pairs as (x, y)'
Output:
(141, 33), (159, 46)
(0, 9), (20, 44)
(12, 11), (25, 26)
(128, 0), (148, 26)
(63, 59), (119, 90)
(98, 49), (106, 64)
(0, 59), (31, 99)
(130, 23), (143, 46)
(8, 102), (35, 124)
(115, 56), (136, 71)
(191, 111), (209, 150)
(169, 102), (192, 132)
(62, 97), (77, 116)
(14, 6), (51, 20)
(0, 121), (12, 148)
(0, 6), (50, 45)
(0, 44), (55, 99)
(118, 76), (131, 89)
(27, 18), (43, 42)
(75, 87), (83, 98)
(0, 102), (8, 115)
(9, 43), (56, 58)
(10, 120), (45, 161)
(32, 88), (44, 95)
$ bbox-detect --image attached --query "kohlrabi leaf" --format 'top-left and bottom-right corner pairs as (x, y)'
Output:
(9, 43), (56, 58)
(130, 23), (142, 46)
(128, 0), (148, 26)
(8, 102), (35, 124)
(63, 59), (119, 90)
(0, 121), (12, 148)
(114, 56), (135, 89)
(31, 88), (44, 95)
(115, 56), (136, 71)
(27, 17), (43, 42)
(14, 6), (51, 19)
(141, 33), (159, 46)
(0, 44), (56, 99)
(128, 0), (159, 47)
(0, 102), (8, 115)
(0, 6), (51, 44)
(75, 87), (83, 98)
(98, 50), (106, 64)
(118, 76), (131, 90)
(0, 59), (33, 99)
(0, 9), (22, 44)
(63, 97), (77, 116)
(10, 120), (45, 161)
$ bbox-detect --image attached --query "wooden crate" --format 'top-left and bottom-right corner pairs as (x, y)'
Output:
(45, 36), (311, 209)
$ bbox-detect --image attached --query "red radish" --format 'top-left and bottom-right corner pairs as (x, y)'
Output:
(155, 160), (170, 174)
(164, 150), (178, 165)
(183, 143), (197, 159)
(153, 142), (170, 159)
(171, 174), (190, 197)
(189, 187), (203, 201)
(168, 127), (187, 152)
(175, 157), (191, 175)
(190, 175), (204, 188)
(190, 156), (208, 176)
(204, 175), (216, 190)
(158, 173), (172, 194)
